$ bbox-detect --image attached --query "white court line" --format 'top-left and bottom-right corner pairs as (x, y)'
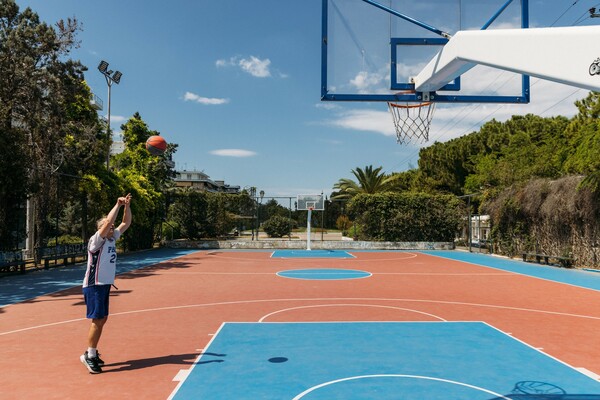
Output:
(484, 322), (600, 381)
(258, 304), (446, 322)
(4, 297), (600, 336)
(172, 369), (190, 382)
(153, 271), (514, 276)
(576, 368), (600, 380)
(198, 251), (419, 263)
(291, 374), (511, 400)
(167, 323), (226, 400)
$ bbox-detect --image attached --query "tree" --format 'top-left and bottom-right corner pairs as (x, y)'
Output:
(0, 1), (104, 250)
(336, 215), (351, 235)
(332, 165), (398, 200)
(110, 113), (178, 249)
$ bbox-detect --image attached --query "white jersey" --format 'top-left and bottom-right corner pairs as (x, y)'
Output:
(82, 229), (121, 287)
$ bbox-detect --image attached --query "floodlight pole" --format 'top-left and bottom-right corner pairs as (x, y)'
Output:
(98, 60), (123, 170)
(105, 81), (112, 169)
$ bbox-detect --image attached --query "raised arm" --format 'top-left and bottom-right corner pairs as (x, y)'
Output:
(98, 196), (125, 238)
(117, 193), (132, 234)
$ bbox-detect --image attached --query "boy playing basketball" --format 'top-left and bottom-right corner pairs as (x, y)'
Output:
(80, 194), (132, 374)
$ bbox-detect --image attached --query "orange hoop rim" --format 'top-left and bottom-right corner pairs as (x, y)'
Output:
(388, 90), (433, 108)
(388, 101), (432, 109)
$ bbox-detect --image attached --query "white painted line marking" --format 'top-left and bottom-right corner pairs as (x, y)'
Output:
(173, 369), (190, 382)
(576, 367), (600, 380)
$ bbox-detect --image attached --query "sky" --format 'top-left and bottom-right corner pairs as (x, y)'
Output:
(14, 0), (600, 201)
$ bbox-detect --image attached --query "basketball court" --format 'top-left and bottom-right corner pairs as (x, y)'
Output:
(3, 249), (600, 399)
(3, 1), (600, 399)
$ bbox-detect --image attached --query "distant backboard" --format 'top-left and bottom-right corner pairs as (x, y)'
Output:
(321, 0), (530, 103)
(297, 194), (325, 211)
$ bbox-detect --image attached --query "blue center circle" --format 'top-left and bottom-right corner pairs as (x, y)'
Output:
(277, 269), (371, 280)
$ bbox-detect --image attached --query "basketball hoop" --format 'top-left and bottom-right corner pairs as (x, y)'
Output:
(388, 92), (436, 145)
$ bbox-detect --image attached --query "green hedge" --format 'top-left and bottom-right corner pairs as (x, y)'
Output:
(347, 192), (463, 241)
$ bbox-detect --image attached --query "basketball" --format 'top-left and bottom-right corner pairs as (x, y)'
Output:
(146, 135), (167, 156)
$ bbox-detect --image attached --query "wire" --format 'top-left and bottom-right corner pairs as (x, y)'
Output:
(550, 0), (579, 26)
(571, 2), (600, 25)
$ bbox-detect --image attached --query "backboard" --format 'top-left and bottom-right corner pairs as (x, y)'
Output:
(321, 0), (530, 104)
(297, 194), (325, 211)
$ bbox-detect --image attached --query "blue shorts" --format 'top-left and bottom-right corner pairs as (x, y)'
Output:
(83, 285), (111, 319)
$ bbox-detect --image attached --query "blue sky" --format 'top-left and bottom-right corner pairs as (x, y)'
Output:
(15, 0), (600, 200)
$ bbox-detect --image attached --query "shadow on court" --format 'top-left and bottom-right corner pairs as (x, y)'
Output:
(103, 352), (200, 373)
(489, 380), (600, 399)
(0, 248), (199, 306)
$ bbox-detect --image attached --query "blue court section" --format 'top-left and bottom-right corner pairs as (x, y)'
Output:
(272, 249), (355, 258)
(424, 251), (600, 292)
(171, 322), (600, 399)
(0, 248), (198, 307)
(277, 268), (371, 280)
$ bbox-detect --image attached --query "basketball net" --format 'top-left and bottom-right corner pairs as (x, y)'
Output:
(388, 98), (436, 145)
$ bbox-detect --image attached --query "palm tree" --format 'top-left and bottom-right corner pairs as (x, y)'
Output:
(332, 165), (398, 200)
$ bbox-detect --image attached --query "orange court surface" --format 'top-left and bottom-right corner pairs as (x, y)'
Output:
(2, 249), (600, 399)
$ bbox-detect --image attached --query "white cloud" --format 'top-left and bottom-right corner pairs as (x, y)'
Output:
(216, 55), (273, 78)
(328, 109), (395, 137)
(183, 91), (229, 105)
(315, 102), (341, 110)
(107, 115), (127, 123)
(210, 149), (257, 157)
(350, 71), (384, 92)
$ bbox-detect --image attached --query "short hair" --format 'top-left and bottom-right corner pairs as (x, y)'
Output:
(96, 216), (107, 230)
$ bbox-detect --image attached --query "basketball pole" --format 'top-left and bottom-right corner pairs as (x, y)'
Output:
(306, 208), (312, 251)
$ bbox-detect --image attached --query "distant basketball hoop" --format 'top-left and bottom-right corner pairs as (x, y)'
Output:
(388, 93), (436, 145)
(297, 194), (324, 251)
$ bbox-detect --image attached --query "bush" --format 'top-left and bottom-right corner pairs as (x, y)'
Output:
(263, 215), (295, 238)
(347, 192), (463, 241)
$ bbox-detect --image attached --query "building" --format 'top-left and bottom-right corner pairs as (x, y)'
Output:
(470, 214), (491, 242)
(174, 169), (240, 194)
(110, 132), (125, 155)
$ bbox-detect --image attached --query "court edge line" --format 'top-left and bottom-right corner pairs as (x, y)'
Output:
(422, 251), (600, 294)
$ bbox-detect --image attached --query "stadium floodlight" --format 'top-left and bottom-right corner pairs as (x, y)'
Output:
(97, 60), (123, 170)
(112, 71), (122, 84)
(97, 60), (109, 73)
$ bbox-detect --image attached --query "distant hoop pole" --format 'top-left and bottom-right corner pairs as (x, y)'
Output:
(306, 208), (314, 251)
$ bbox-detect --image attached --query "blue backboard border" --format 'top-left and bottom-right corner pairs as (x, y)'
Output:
(321, 0), (531, 104)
